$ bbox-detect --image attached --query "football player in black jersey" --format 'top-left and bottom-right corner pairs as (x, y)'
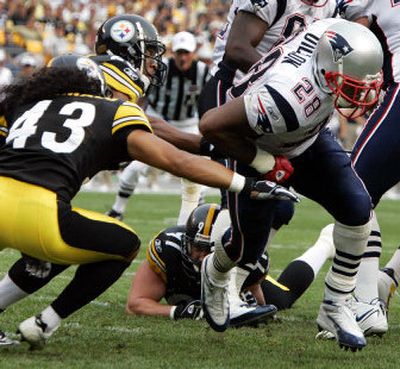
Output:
(126, 203), (336, 323)
(126, 203), (277, 327)
(0, 51), (298, 349)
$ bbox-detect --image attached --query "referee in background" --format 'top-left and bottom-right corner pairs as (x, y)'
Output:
(107, 31), (211, 225)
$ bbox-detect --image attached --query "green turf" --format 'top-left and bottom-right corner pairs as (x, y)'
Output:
(1, 192), (400, 368)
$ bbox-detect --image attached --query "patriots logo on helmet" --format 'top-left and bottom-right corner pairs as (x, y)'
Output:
(326, 31), (354, 63)
(110, 20), (135, 43)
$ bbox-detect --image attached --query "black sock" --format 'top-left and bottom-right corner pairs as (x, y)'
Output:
(51, 259), (130, 318)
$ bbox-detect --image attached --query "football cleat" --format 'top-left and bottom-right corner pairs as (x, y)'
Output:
(201, 254), (230, 332)
(230, 303), (277, 328)
(105, 209), (124, 221)
(316, 300), (366, 351)
(351, 297), (388, 337)
(0, 331), (19, 346)
(378, 268), (398, 309)
(17, 315), (59, 350)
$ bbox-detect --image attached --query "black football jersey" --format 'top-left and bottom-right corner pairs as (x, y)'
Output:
(0, 94), (152, 201)
(146, 225), (270, 305)
(146, 225), (201, 305)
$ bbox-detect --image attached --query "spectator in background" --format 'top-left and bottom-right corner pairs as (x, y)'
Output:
(0, 48), (12, 90)
(15, 52), (41, 78)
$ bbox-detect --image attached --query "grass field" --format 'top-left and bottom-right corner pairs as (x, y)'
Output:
(1, 192), (400, 368)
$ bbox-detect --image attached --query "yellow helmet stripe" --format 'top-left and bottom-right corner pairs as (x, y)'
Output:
(100, 63), (143, 101)
(203, 204), (218, 237)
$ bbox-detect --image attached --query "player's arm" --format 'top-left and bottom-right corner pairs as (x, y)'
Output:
(126, 260), (171, 317)
(225, 11), (269, 73)
(148, 115), (202, 154)
(127, 129), (238, 189)
(200, 95), (259, 164)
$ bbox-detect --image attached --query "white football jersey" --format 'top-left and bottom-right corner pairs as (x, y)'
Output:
(229, 18), (344, 158)
(339, 0), (400, 84)
(211, 0), (338, 79)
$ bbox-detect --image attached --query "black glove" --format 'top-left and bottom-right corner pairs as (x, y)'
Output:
(172, 300), (203, 320)
(243, 178), (300, 202)
(199, 137), (225, 159)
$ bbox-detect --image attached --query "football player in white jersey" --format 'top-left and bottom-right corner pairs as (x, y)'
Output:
(198, 0), (340, 298)
(199, 18), (384, 351)
(311, 0), (400, 337)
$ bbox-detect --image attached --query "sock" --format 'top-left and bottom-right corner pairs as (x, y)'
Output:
(295, 223), (335, 276)
(51, 260), (130, 319)
(112, 162), (146, 214)
(354, 211), (381, 302)
(206, 253), (232, 287)
(385, 246), (400, 284)
(40, 305), (61, 332)
(177, 179), (202, 225)
(0, 273), (28, 310)
(112, 194), (131, 214)
(324, 220), (371, 302)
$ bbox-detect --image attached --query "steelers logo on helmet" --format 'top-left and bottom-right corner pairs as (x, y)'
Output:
(110, 20), (135, 43)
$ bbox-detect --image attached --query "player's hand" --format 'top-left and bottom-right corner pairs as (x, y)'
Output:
(245, 179), (300, 202)
(265, 155), (294, 184)
(173, 300), (203, 320)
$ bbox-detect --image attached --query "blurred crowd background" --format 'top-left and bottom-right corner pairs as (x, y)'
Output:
(0, 0), (229, 83)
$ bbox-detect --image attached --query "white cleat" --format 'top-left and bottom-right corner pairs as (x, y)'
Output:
(378, 268), (398, 309)
(229, 303), (277, 328)
(351, 297), (388, 337)
(18, 315), (59, 350)
(201, 254), (230, 332)
(316, 300), (366, 351)
(0, 331), (20, 347)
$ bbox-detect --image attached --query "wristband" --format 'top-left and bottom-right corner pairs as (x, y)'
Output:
(250, 147), (275, 174)
(169, 306), (177, 320)
(228, 173), (246, 193)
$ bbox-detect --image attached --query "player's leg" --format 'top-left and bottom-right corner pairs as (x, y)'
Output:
(351, 84), (400, 306)
(260, 224), (335, 310)
(292, 129), (371, 350)
(107, 161), (151, 220)
(15, 200), (140, 349)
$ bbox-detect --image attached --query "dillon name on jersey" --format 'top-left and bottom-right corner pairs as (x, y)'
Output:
(211, 0), (338, 81)
(228, 18), (342, 158)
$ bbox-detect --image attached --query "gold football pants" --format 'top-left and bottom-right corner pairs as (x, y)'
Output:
(0, 176), (140, 264)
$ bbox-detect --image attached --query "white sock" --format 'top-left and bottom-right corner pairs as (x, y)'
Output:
(354, 212), (381, 302)
(295, 224), (335, 277)
(207, 253), (231, 287)
(324, 220), (371, 302)
(40, 306), (62, 332)
(0, 273), (28, 310)
(112, 195), (130, 214)
(385, 247), (400, 283)
(177, 179), (201, 225)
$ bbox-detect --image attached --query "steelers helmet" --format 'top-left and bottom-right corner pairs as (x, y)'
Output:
(48, 54), (108, 96)
(313, 20), (383, 118)
(95, 14), (166, 87)
(183, 203), (221, 266)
